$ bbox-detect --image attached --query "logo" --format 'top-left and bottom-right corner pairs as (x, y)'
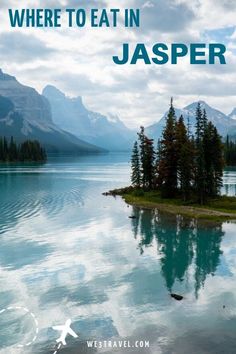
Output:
(52, 319), (78, 353)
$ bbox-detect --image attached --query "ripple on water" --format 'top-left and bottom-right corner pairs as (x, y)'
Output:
(0, 187), (84, 233)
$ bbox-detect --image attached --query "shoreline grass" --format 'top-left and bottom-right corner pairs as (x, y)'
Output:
(104, 187), (236, 221)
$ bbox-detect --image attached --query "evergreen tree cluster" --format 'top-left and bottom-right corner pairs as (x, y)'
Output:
(0, 136), (47, 162)
(131, 100), (224, 204)
(224, 135), (236, 166)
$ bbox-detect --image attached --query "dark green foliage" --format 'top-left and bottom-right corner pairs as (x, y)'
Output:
(9, 136), (18, 161)
(19, 140), (47, 162)
(130, 99), (224, 204)
(176, 115), (194, 201)
(212, 126), (224, 195)
(158, 98), (178, 197)
(137, 126), (155, 190)
(195, 103), (206, 204)
(138, 126), (146, 187)
(131, 141), (141, 188)
(143, 135), (155, 189)
(203, 122), (224, 197)
(155, 139), (164, 188)
(194, 107), (224, 203)
(0, 136), (47, 162)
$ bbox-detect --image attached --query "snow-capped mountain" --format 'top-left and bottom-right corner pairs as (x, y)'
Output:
(0, 69), (104, 153)
(146, 101), (236, 139)
(43, 85), (135, 151)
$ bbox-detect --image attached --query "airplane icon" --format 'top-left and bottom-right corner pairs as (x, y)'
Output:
(52, 319), (78, 345)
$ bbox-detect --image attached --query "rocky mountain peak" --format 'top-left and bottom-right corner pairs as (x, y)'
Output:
(184, 100), (209, 111)
(43, 85), (134, 151)
(0, 69), (104, 153)
(43, 85), (66, 100)
(147, 100), (236, 139)
(0, 70), (52, 124)
(43, 85), (84, 107)
(0, 68), (17, 81)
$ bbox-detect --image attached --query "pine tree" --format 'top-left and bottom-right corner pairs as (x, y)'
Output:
(187, 114), (191, 138)
(129, 99), (224, 204)
(155, 139), (164, 189)
(3, 137), (8, 161)
(137, 127), (155, 190)
(211, 126), (224, 196)
(195, 103), (206, 204)
(196, 108), (224, 200)
(143, 136), (155, 190)
(131, 141), (141, 188)
(138, 126), (146, 188)
(202, 109), (207, 130)
(159, 98), (177, 197)
(176, 115), (194, 201)
(138, 127), (155, 189)
(0, 137), (47, 162)
(9, 136), (18, 161)
(203, 121), (214, 197)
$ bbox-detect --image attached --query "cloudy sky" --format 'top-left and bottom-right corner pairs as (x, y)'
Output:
(0, 0), (236, 128)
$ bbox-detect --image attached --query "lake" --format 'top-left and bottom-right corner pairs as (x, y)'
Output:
(0, 154), (236, 354)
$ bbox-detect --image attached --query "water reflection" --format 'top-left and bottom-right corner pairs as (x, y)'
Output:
(222, 167), (236, 196)
(1, 157), (236, 354)
(130, 207), (224, 297)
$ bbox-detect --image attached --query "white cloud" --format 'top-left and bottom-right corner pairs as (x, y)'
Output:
(0, 0), (235, 128)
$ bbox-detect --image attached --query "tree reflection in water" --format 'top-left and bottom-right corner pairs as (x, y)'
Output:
(129, 207), (224, 297)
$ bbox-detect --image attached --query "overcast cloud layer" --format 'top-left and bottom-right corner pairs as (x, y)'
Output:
(0, 0), (235, 128)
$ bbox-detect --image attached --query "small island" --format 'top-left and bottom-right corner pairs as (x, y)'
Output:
(0, 136), (47, 162)
(106, 100), (236, 221)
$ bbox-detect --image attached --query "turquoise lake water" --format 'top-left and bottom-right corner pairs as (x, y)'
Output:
(0, 154), (236, 354)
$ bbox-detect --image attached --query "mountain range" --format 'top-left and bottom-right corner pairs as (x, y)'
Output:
(146, 101), (236, 140)
(42, 85), (135, 151)
(0, 68), (235, 152)
(0, 69), (104, 153)
(42, 86), (236, 145)
(229, 108), (236, 120)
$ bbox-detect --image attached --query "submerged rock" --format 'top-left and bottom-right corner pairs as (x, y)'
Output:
(170, 293), (184, 301)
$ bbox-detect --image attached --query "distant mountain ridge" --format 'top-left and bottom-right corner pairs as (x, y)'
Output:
(1, 69), (235, 151)
(146, 101), (236, 140)
(0, 69), (104, 153)
(43, 85), (135, 151)
(229, 108), (236, 120)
